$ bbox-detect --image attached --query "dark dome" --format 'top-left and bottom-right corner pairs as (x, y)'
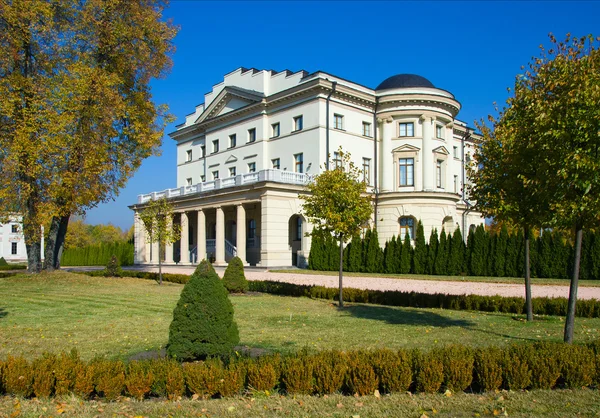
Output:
(376, 74), (435, 90)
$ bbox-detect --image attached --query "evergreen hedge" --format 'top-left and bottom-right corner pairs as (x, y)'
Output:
(309, 223), (600, 280)
(60, 241), (134, 266)
(222, 256), (249, 293)
(1, 341), (598, 399)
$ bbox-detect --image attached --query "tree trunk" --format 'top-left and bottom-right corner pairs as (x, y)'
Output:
(524, 227), (533, 321)
(26, 241), (42, 273)
(564, 219), (583, 343)
(44, 215), (69, 271)
(338, 235), (344, 308)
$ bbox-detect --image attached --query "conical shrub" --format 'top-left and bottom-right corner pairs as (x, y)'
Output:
(167, 259), (239, 361)
(222, 256), (249, 293)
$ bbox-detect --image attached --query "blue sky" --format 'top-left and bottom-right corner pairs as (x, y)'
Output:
(85, 1), (600, 230)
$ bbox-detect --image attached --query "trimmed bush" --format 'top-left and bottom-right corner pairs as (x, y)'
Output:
(281, 354), (313, 395)
(167, 259), (239, 361)
(559, 344), (596, 388)
(222, 256), (249, 293)
(0, 257), (8, 266)
(148, 358), (185, 399)
(125, 361), (154, 400)
(184, 358), (224, 399)
(61, 241), (134, 266)
(370, 349), (412, 394)
(3, 355), (34, 397)
(104, 255), (123, 277)
(54, 349), (82, 397)
(312, 351), (346, 395)
(246, 354), (279, 392)
(474, 347), (503, 392)
(413, 350), (444, 393)
(32, 353), (57, 398)
(344, 351), (378, 396)
(435, 345), (474, 392)
(93, 359), (125, 400)
(503, 344), (532, 391)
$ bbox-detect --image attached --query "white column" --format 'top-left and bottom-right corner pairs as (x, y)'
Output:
(165, 215), (174, 264)
(134, 212), (146, 264)
(197, 209), (206, 262)
(236, 204), (247, 265)
(422, 116), (433, 191)
(40, 226), (45, 262)
(180, 212), (190, 264)
(446, 123), (455, 192)
(215, 206), (225, 265)
(380, 118), (393, 192)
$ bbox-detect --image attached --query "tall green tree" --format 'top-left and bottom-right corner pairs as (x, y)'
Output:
(301, 149), (373, 308)
(412, 221), (427, 274)
(427, 229), (439, 275)
(0, 0), (177, 272)
(139, 197), (181, 285)
(435, 229), (448, 276)
(399, 233), (412, 274)
(448, 228), (466, 275)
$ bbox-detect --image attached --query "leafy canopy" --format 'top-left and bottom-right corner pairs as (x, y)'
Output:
(138, 197), (181, 248)
(301, 149), (373, 242)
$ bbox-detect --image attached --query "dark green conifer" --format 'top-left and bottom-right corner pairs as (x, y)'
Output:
(347, 234), (363, 272)
(448, 227), (466, 275)
(504, 230), (519, 278)
(222, 256), (249, 293)
(468, 225), (487, 276)
(493, 226), (508, 277)
(308, 229), (325, 270)
(364, 229), (383, 273)
(167, 260), (239, 360)
(435, 229), (448, 275)
(400, 233), (412, 274)
(427, 229), (439, 275)
(412, 221), (427, 274)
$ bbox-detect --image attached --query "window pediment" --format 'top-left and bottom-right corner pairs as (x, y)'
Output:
(225, 155), (238, 164)
(392, 144), (420, 153)
(433, 145), (450, 155)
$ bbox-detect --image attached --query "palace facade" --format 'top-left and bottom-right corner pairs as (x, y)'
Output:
(130, 68), (484, 267)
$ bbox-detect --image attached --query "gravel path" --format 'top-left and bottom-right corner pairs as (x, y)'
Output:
(119, 265), (600, 300)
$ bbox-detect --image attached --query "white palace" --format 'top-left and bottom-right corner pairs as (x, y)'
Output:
(130, 68), (484, 268)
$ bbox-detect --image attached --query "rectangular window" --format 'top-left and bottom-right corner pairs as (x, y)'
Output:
(454, 175), (459, 193)
(272, 158), (280, 169)
(334, 114), (344, 130)
(293, 115), (303, 131)
(436, 125), (444, 139)
(212, 139), (219, 153)
(271, 123), (280, 138)
(333, 151), (342, 168)
(399, 122), (414, 137)
(200, 175), (205, 182)
(201, 145), (206, 158)
(228, 134), (236, 148)
(11, 242), (17, 255)
(11, 224), (18, 233)
(229, 167), (236, 177)
(212, 170), (219, 180)
(186, 177), (192, 186)
(400, 217), (415, 240)
(362, 122), (372, 137)
(248, 162), (256, 173)
(436, 160), (443, 188)
(399, 158), (414, 186)
(295, 217), (302, 240)
(453, 146), (459, 159)
(247, 128), (256, 143)
(186, 150), (192, 162)
(362, 158), (371, 184)
(294, 153), (304, 173)
(248, 219), (256, 239)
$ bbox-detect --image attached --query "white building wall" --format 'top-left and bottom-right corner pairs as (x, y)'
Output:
(0, 218), (27, 263)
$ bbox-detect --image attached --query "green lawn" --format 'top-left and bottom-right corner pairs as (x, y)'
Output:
(1, 272), (598, 361)
(2, 389), (600, 418)
(271, 268), (600, 287)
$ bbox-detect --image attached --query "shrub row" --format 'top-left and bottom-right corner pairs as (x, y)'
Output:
(82, 269), (190, 284)
(60, 241), (134, 267)
(1, 342), (599, 400)
(248, 280), (600, 318)
(310, 223), (600, 280)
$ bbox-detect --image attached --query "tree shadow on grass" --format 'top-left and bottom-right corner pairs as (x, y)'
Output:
(0, 308), (7, 319)
(344, 304), (474, 328)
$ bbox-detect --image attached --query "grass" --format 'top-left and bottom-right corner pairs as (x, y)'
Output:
(270, 268), (600, 287)
(2, 389), (600, 417)
(1, 272), (599, 361)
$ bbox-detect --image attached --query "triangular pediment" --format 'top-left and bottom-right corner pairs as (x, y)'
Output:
(196, 86), (264, 124)
(225, 154), (238, 164)
(392, 144), (420, 153)
(433, 146), (450, 155)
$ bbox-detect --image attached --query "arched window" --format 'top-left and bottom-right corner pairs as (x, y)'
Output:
(295, 216), (303, 240)
(399, 217), (415, 240)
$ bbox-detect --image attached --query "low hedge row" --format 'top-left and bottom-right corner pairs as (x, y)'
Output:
(1, 342), (599, 400)
(248, 280), (600, 318)
(0, 264), (27, 271)
(79, 270), (600, 319)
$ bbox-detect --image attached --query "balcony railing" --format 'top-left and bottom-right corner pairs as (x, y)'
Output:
(138, 169), (312, 204)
